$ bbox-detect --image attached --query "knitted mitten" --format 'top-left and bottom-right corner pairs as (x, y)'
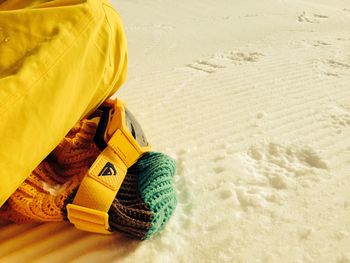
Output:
(0, 119), (100, 223)
(109, 152), (177, 239)
(0, 119), (177, 240)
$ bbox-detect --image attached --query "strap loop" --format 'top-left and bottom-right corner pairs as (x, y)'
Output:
(67, 204), (111, 234)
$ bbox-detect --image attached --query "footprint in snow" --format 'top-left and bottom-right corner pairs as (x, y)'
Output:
(185, 51), (264, 74)
(297, 12), (328, 23)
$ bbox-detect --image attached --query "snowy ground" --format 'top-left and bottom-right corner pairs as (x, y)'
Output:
(1, 0), (350, 262)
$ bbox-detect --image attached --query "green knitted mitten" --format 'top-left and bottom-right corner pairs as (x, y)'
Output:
(108, 152), (177, 240)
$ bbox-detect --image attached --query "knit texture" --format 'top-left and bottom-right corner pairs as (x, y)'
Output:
(109, 152), (177, 240)
(0, 118), (177, 240)
(0, 119), (100, 223)
(129, 152), (177, 239)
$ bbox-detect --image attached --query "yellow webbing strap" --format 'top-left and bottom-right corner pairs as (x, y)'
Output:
(67, 129), (141, 234)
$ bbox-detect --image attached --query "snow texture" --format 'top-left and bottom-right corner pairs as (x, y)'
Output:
(0, 0), (350, 262)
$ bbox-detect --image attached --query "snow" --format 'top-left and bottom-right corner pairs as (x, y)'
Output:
(1, 0), (350, 262)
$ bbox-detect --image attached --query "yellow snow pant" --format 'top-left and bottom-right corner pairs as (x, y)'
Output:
(0, 0), (128, 207)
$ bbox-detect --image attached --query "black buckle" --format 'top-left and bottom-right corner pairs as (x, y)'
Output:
(92, 106), (111, 150)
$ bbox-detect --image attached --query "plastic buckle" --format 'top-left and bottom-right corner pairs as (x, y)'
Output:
(67, 204), (111, 234)
(108, 129), (141, 167)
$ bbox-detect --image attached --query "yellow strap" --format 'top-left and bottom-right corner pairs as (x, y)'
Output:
(67, 129), (140, 234)
(108, 129), (141, 167)
(67, 98), (151, 234)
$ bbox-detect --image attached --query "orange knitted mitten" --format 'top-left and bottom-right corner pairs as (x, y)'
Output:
(0, 119), (100, 223)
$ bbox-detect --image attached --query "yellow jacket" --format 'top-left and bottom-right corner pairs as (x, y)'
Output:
(0, 0), (128, 207)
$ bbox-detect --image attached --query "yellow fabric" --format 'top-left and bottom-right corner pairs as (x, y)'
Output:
(0, 119), (101, 222)
(0, 0), (128, 207)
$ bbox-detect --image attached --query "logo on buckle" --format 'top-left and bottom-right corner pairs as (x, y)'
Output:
(98, 162), (117, 176)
